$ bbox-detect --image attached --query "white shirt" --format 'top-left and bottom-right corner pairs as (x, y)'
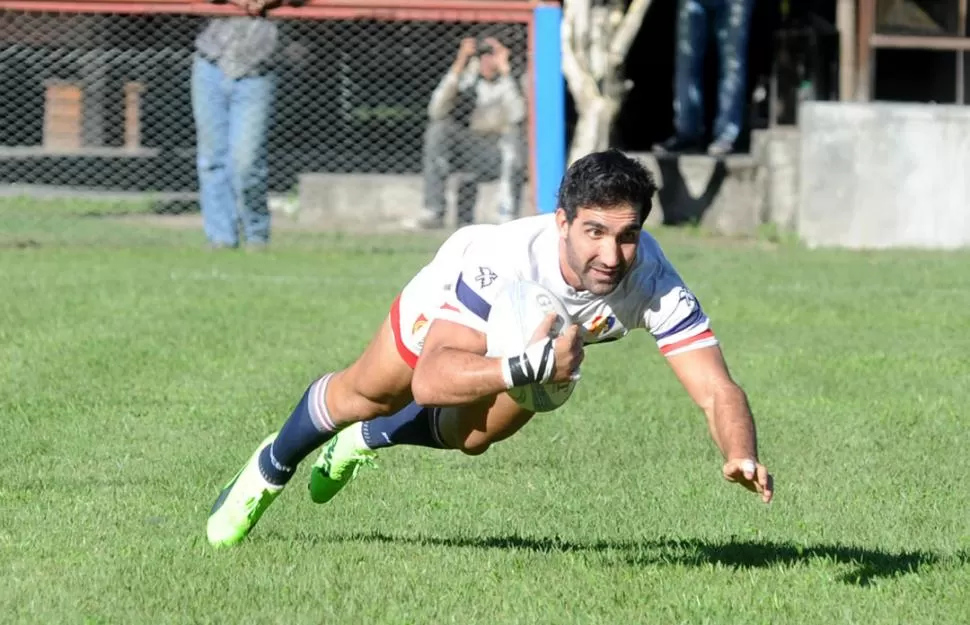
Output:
(434, 214), (718, 357)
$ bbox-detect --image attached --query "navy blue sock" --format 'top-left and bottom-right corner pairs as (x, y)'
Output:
(257, 375), (338, 486)
(360, 402), (447, 450)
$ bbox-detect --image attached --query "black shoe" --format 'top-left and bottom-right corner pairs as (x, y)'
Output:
(706, 138), (736, 157)
(651, 135), (704, 155)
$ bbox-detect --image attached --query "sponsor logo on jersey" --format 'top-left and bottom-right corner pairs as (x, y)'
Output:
(411, 313), (428, 335)
(586, 314), (616, 338)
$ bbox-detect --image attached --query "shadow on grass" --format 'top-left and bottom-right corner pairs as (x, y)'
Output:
(279, 531), (967, 587)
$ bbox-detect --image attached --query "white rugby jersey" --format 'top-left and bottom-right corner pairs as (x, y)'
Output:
(434, 214), (718, 357)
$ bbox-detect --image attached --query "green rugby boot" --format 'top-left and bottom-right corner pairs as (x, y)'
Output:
(308, 422), (377, 504)
(206, 434), (284, 548)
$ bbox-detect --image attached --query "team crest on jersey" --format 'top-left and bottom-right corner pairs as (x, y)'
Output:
(585, 314), (616, 339)
(475, 266), (498, 288)
(411, 314), (428, 335)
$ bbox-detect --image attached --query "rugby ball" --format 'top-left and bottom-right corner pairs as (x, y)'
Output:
(485, 280), (578, 413)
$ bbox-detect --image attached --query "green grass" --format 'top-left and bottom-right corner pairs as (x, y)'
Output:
(2, 199), (970, 624)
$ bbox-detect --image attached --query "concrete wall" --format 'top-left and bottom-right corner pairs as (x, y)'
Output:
(296, 173), (534, 231)
(295, 139), (803, 236)
(754, 127), (800, 232)
(632, 153), (765, 237)
(799, 101), (970, 250)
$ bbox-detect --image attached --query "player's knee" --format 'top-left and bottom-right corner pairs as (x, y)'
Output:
(453, 428), (496, 456)
(457, 441), (491, 456)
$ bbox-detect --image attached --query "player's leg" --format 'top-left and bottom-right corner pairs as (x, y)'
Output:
(358, 392), (534, 454)
(306, 284), (449, 502)
(441, 392), (536, 454)
(258, 310), (416, 485)
(324, 314), (416, 427)
(206, 310), (415, 547)
(308, 391), (536, 504)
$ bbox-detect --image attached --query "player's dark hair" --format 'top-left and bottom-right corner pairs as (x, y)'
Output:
(557, 149), (658, 224)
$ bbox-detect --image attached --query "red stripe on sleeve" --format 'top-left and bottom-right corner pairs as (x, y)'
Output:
(659, 329), (716, 355)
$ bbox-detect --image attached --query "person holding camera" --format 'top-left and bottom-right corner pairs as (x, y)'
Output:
(404, 36), (527, 230)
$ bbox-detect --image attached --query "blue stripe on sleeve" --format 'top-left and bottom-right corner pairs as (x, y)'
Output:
(455, 272), (492, 321)
(653, 305), (704, 340)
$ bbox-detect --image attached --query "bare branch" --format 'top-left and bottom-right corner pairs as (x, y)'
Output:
(561, 0), (601, 112)
(570, 0), (591, 61)
(608, 0), (654, 63)
(589, 5), (611, 81)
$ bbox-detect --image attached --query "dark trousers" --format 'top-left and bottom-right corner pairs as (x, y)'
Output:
(674, 0), (756, 144)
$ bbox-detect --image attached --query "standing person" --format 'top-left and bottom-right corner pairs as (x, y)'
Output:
(191, 0), (302, 249)
(405, 36), (527, 230)
(652, 0), (756, 157)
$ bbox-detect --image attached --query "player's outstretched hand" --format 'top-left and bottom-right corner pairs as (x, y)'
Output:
(722, 458), (773, 503)
(530, 312), (584, 384)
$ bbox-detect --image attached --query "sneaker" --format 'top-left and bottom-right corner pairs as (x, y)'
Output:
(651, 135), (704, 155)
(206, 434), (284, 548)
(308, 422), (377, 504)
(707, 138), (736, 157)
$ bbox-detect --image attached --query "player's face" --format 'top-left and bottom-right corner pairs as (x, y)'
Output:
(557, 205), (641, 295)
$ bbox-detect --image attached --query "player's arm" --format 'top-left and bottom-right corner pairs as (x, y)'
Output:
(665, 345), (772, 501)
(664, 339), (757, 463)
(411, 320), (506, 406)
(643, 270), (773, 503)
(413, 312), (578, 407)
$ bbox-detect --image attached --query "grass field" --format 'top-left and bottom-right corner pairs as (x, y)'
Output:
(2, 198), (970, 624)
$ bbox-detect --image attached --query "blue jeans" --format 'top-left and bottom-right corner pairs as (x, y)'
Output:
(191, 54), (275, 246)
(674, 0), (755, 144)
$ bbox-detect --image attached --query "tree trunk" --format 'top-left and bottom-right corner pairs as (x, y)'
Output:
(568, 94), (621, 165)
(561, 0), (654, 164)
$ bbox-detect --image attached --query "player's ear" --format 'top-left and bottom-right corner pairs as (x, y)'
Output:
(555, 208), (569, 238)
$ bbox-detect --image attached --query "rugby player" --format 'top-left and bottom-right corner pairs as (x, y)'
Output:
(206, 149), (774, 548)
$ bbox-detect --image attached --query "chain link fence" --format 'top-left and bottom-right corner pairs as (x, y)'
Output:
(0, 3), (536, 247)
